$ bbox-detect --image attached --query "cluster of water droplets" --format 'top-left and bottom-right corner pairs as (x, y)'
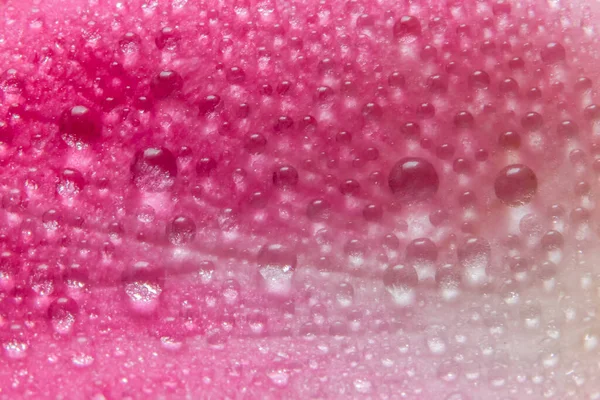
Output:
(1, 0), (600, 398)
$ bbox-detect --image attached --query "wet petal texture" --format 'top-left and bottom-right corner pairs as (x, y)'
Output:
(0, 0), (600, 399)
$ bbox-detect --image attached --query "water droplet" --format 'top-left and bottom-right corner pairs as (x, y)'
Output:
(226, 66), (246, 84)
(0, 68), (25, 95)
(541, 42), (566, 64)
(436, 265), (462, 301)
(198, 95), (221, 116)
(273, 165), (299, 188)
(383, 264), (418, 306)
(166, 216), (196, 246)
(47, 296), (78, 335)
(59, 106), (102, 146)
(57, 168), (85, 197)
(388, 72), (405, 88)
(245, 133), (267, 154)
(393, 16), (421, 39)
(119, 32), (141, 53)
(335, 282), (354, 307)
(499, 131), (521, 149)
(131, 147), (178, 192)
(494, 164), (538, 206)
(437, 359), (460, 382)
(469, 70), (491, 89)
(307, 199), (331, 221)
(557, 120), (578, 137)
(416, 102), (436, 118)
(150, 70), (183, 99)
(29, 264), (58, 297)
(339, 179), (360, 195)
(521, 112), (543, 131)
(454, 111), (474, 128)
(42, 209), (62, 230)
(257, 244), (296, 297)
(3, 327), (28, 360)
(353, 378), (372, 394)
(155, 27), (181, 50)
(389, 158), (439, 203)
(492, 1), (511, 15)
(247, 312), (268, 336)
(541, 230), (564, 250)
(499, 78), (519, 95)
(274, 115), (294, 132)
(457, 237), (490, 286)
(362, 204), (383, 221)
(123, 261), (164, 314)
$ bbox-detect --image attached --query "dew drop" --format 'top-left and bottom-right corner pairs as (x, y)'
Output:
(123, 261), (164, 314)
(273, 165), (299, 188)
(47, 296), (78, 335)
(57, 168), (85, 197)
(42, 209), (62, 230)
(393, 16), (421, 39)
(457, 237), (490, 286)
(119, 32), (141, 53)
(499, 131), (521, 149)
(307, 199), (331, 221)
(131, 147), (178, 192)
(521, 112), (543, 131)
(436, 265), (462, 301)
(469, 70), (491, 89)
(362, 204), (383, 221)
(335, 282), (354, 307)
(541, 42), (566, 64)
(257, 244), (296, 297)
(389, 157), (439, 203)
(494, 164), (538, 206)
(59, 106), (102, 146)
(198, 95), (221, 116)
(226, 66), (246, 84)
(388, 72), (405, 88)
(155, 27), (181, 50)
(150, 70), (183, 99)
(245, 133), (267, 154)
(383, 264), (418, 306)
(166, 216), (196, 246)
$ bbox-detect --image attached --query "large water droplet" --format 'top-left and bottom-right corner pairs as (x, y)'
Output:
(123, 261), (164, 314)
(494, 164), (538, 206)
(47, 296), (78, 335)
(273, 165), (299, 188)
(166, 216), (196, 246)
(56, 168), (85, 197)
(59, 105), (102, 147)
(541, 42), (566, 64)
(131, 147), (178, 192)
(383, 264), (418, 306)
(393, 16), (421, 39)
(150, 70), (183, 99)
(389, 158), (439, 202)
(257, 244), (297, 297)
(457, 237), (491, 286)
